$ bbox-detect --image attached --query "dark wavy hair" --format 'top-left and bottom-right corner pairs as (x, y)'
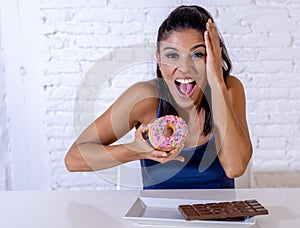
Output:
(156, 5), (232, 136)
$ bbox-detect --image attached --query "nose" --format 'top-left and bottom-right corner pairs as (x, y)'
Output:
(177, 55), (191, 74)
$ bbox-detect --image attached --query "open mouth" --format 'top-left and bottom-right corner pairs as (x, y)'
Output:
(175, 78), (196, 97)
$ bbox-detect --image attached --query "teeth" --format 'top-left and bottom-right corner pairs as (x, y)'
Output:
(175, 79), (195, 84)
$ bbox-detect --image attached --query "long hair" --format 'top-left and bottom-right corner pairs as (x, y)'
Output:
(156, 5), (232, 136)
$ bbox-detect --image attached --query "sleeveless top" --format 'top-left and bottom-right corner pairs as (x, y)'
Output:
(140, 83), (234, 189)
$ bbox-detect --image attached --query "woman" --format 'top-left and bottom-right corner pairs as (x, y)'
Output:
(65, 5), (252, 189)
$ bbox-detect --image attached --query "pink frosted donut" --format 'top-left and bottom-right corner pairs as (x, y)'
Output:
(147, 115), (188, 151)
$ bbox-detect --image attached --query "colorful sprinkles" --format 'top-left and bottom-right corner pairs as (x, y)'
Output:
(148, 115), (188, 151)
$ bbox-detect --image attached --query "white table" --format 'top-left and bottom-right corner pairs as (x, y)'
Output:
(0, 189), (299, 228)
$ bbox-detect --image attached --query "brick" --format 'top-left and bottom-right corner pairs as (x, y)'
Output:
(255, 0), (293, 6)
(50, 48), (112, 62)
(290, 87), (300, 98)
(252, 171), (300, 187)
(46, 35), (70, 49)
(109, 0), (181, 8)
(253, 124), (297, 137)
(293, 33), (300, 47)
(255, 99), (296, 113)
(44, 60), (81, 74)
(177, 0), (252, 6)
(259, 87), (290, 99)
(39, 0), (107, 8)
(110, 21), (144, 35)
(230, 48), (256, 62)
(256, 48), (299, 61)
(247, 113), (271, 124)
(253, 149), (287, 161)
(253, 159), (290, 172)
(270, 112), (300, 124)
(41, 8), (76, 23)
(218, 19), (252, 35)
(144, 8), (174, 34)
(245, 100), (257, 113)
(224, 32), (292, 48)
(80, 61), (103, 75)
(47, 138), (68, 150)
(45, 112), (74, 125)
(76, 34), (145, 48)
(75, 8), (124, 22)
(50, 164), (117, 190)
(42, 22), (109, 35)
(45, 125), (70, 137)
(75, 36), (100, 48)
(289, 7), (300, 19)
(123, 9), (147, 22)
(252, 74), (300, 88)
(244, 87), (260, 100)
(240, 60), (293, 74)
(43, 74), (74, 88)
(218, 6), (292, 32)
(257, 137), (289, 149)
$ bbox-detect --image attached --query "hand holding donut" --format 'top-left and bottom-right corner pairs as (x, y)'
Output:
(204, 19), (224, 87)
(134, 116), (188, 163)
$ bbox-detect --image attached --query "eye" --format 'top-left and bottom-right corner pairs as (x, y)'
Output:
(166, 53), (179, 60)
(191, 52), (205, 59)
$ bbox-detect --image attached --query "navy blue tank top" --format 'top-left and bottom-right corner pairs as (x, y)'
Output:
(140, 95), (234, 189)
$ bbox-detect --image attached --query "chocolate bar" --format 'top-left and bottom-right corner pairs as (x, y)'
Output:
(178, 199), (269, 221)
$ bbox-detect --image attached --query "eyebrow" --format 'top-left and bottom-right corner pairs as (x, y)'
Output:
(163, 47), (178, 51)
(191, 44), (206, 50)
(163, 44), (206, 52)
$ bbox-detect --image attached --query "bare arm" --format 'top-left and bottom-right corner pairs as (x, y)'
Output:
(210, 76), (252, 178)
(65, 81), (183, 172)
(205, 19), (252, 178)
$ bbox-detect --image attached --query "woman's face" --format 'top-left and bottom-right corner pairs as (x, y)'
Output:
(157, 29), (207, 108)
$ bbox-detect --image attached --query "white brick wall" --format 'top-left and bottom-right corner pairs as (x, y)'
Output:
(0, 0), (300, 190)
(0, 9), (11, 191)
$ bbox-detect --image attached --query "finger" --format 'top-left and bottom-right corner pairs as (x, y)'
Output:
(209, 20), (218, 38)
(167, 144), (184, 160)
(173, 155), (185, 162)
(207, 19), (217, 39)
(144, 151), (168, 163)
(151, 150), (168, 158)
(140, 123), (150, 133)
(135, 124), (150, 141)
(178, 143), (185, 151)
(206, 19), (220, 53)
(204, 30), (212, 58)
(152, 153), (185, 163)
(150, 156), (170, 163)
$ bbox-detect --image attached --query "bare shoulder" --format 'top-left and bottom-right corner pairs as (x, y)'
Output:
(225, 75), (246, 98)
(117, 80), (159, 107)
(128, 79), (159, 98)
(225, 75), (244, 91)
(225, 75), (247, 106)
(114, 79), (159, 124)
(114, 79), (158, 106)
